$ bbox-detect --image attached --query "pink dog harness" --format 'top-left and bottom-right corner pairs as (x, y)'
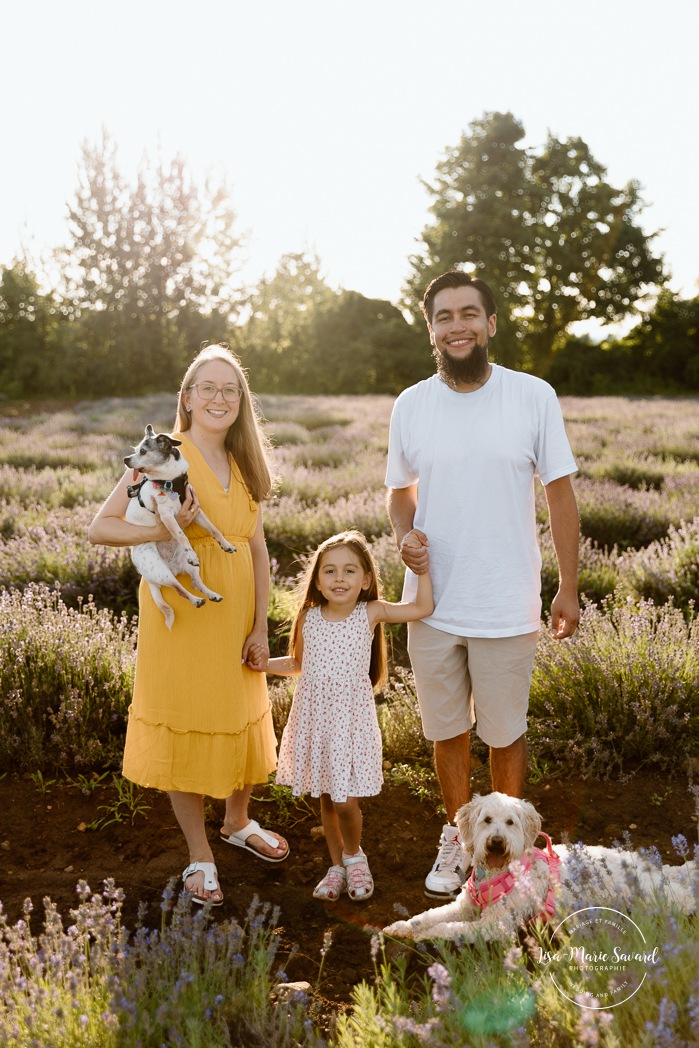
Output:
(466, 832), (561, 922)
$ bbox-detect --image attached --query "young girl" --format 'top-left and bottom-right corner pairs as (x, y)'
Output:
(267, 529), (433, 903)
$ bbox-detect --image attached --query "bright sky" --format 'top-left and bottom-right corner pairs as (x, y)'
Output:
(2, 0), (697, 313)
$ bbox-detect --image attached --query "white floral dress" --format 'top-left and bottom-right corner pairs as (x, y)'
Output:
(276, 603), (384, 803)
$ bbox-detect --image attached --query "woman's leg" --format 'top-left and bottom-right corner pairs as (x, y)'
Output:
(221, 784), (288, 859)
(169, 790), (222, 903)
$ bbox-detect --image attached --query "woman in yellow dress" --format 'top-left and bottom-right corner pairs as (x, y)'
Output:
(89, 345), (288, 904)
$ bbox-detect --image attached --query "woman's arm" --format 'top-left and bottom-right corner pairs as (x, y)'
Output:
(87, 470), (200, 547)
(242, 507), (272, 670)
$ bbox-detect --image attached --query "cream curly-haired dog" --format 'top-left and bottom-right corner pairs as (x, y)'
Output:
(384, 792), (697, 943)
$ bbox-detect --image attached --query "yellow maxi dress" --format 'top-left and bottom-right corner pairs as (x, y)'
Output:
(122, 433), (278, 798)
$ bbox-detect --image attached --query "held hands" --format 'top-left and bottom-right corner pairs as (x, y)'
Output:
(400, 529), (430, 575)
(242, 628), (270, 672)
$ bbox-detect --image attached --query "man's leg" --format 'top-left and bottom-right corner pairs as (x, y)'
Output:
(434, 731), (471, 823)
(490, 734), (528, 797)
(407, 621), (473, 898)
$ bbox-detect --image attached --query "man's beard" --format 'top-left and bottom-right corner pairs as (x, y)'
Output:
(434, 341), (490, 387)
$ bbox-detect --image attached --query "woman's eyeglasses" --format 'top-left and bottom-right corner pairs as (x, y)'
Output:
(188, 383), (243, 403)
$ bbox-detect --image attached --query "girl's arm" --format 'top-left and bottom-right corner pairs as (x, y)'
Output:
(366, 569), (434, 629)
(267, 612), (306, 677)
(242, 508), (272, 671)
(88, 470), (200, 547)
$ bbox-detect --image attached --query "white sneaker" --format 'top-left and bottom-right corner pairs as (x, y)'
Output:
(424, 824), (468, 899)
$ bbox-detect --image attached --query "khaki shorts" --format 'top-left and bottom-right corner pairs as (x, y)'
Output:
(407, 621), (539, 747)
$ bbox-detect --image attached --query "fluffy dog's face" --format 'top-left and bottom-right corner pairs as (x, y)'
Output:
(124, 425), (183, 478)
(456, 792), (542, 870)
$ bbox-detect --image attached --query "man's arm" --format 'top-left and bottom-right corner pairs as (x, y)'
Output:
(544, 474), (580, 639)
(386, 484), (429, 574)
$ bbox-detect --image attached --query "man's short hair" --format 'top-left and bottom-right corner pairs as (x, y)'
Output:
(422, 271), (497, 324)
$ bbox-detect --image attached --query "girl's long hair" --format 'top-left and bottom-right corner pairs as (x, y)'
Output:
(175, 344), (275, 503)
(289, 530), (388, 688)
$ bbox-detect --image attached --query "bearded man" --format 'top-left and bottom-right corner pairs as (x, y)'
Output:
(385, 270), (579, 900)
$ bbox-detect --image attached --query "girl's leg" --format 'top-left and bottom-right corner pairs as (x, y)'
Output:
(221, 784), (288, 860)
(314, 793), (349, 901)
(319, 792), (344, 865)
(336, 797), (374, 901)
(168, 790), (222, 903)
(333, 797), (363, 857)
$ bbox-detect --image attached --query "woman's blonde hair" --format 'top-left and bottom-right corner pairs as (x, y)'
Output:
(175, 344), (275, 503)
(289, 530), (388, 688)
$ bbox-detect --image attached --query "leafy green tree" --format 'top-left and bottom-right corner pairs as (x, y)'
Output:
(240, 252), (335, 392)
(617, 291), (699, 389)
(405, 111), (666, 374)
(60, 129), (243, 395)
(309, 290), (428, 393)
(0, 261), (65, 397)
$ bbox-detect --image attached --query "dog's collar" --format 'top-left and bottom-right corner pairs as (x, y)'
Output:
(467, 832), (561, 922)
(127, 474), (190, 513)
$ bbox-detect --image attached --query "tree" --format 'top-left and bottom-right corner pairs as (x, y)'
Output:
(309, 290), (428, 393)
(60, 129), (243, 394)
(0, 260), (65, 397)
(239, 252), (335, 392)
(405, 112), (666, 374)
(617, 291), (699, 389)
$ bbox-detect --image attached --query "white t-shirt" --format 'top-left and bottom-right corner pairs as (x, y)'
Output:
(385, 365), (577, 638)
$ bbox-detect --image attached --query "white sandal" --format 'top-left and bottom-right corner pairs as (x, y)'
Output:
(343, 850), (374, 901)
(312, 864), (347, 901)
(220, 819), (290, 863)
(182, 861), (223, 906)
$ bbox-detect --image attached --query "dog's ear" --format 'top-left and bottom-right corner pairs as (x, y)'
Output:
(517, 799), (542, 849)
(455, 794), (483, 850)
(170, 438), (182, 447)
(145, 424), (155, 437)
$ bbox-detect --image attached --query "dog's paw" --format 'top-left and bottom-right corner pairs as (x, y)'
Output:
(222, 543), (236, 554)
(383, 921), (413, 938)
(187, 553), (200, 567)
(209, 594), (223, 603)
(194, 598), (206, 609)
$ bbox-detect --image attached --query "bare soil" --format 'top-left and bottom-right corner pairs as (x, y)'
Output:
(1, 764), (696, 1011)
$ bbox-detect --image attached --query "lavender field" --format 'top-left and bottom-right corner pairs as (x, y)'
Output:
(1, 394), (698, 1046)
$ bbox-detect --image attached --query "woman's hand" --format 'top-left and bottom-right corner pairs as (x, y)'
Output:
(152, 484), (201, 540)
(242, 627), (270, 672)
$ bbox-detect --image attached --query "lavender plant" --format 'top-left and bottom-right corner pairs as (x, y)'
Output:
(0, 584), (135, 772)
(0, 881), (319, 1048)
(617, 517), (699, 613)
(529, 597), (699, 778)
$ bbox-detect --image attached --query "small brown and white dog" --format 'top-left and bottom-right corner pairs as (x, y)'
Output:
(384, 792), (697, 943)
(124, 425), (235, 629)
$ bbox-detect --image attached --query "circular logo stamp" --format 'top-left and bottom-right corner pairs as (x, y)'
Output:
(537, 906), (659, 1009)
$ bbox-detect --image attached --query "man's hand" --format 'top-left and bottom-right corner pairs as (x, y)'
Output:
(400, 529), (430, 575)
(550, 588), (579, 639)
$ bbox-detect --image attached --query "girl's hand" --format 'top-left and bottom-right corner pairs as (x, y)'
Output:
(242, 629), (270, 672)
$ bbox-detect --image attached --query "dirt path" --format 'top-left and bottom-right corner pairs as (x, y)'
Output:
(1, 768), (696, 1009)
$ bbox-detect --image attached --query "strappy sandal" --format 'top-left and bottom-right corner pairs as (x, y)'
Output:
(343, 850), (374, 901)
(312, 864), (347, 901)
(182, 861), (223, 906)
